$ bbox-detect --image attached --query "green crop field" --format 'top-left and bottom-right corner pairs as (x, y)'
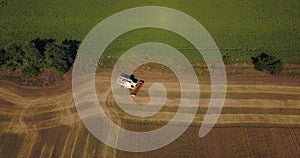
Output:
(1, 0), (299, 63)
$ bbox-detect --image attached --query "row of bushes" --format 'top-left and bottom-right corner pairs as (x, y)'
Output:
(0, 37), (284, 78)
(0, 38), (80, 78)
(223, 52), (283, 75)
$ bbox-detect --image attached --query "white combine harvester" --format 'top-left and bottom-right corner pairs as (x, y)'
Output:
(117, 73), (144, 97)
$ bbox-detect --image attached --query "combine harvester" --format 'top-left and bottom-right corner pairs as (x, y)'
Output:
(117, 73), (144, 97)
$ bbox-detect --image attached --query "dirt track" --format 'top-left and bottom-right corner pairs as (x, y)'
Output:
(0, 70), (300, 157)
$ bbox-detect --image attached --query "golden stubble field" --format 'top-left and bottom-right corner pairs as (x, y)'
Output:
(0, 70), (300, 157)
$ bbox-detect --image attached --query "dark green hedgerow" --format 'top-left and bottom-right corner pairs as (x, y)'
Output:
(0, 38), (80, 78)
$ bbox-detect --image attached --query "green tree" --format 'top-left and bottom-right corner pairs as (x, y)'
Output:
(62, 39), (80, 60)
(0, 49), (7, 66)
(3, 43), (24, 72)
(22, 42), (43, 67)
(251, 53), (283, 75)
(20, 65), (40, 78)
(31, 38), (55, 54)
(266, 58), (283, 75)
(44, 43), (70, 73)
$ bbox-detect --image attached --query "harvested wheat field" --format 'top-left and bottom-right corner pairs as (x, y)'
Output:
(0, 70), (300, 157)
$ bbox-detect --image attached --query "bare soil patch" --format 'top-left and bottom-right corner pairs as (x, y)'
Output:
(117, 125), (300, 158)
(0, 67), (299, 157)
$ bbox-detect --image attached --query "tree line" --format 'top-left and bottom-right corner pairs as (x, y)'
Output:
(0, 38), (80, 78)
(0, 37), (283, 79)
